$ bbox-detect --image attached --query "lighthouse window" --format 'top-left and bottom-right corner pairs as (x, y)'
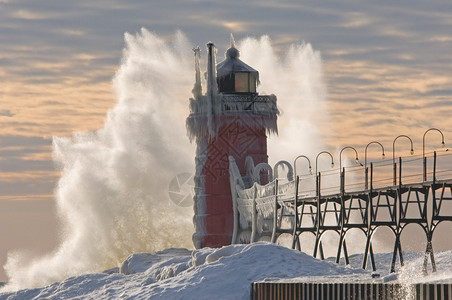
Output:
(235, 73), (249, 93)
(218, 74), (234, 93)
(249, 73), (256, 93)
(218, 72), (257, 94)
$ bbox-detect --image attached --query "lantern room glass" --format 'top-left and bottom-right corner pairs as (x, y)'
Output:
(234, 73), (248, 92)
(234, 73), (257, 93)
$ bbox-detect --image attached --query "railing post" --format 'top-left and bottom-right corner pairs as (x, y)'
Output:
(365, 167), (369, 190)
(370, 163), (377, 271)
(362, 162), (374, 270)
(370, 163), (373, 191)
(393, 161), (397, 186)
(433, 151), (437, 183)
(292, 176), (300, 250)
(271, 180), (279, 243)
(341, 168), (345, 195)
(336, 168), (346, 264)
(313, 173), (321, 258)
(251, 184), (257, 243)
(423, 156), (427, 182)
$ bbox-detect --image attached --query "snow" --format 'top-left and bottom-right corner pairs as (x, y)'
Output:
(2, 242), (451, 299)
(0, 243), (361, 299)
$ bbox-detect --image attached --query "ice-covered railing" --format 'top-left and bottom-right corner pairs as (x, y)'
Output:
(229, 150), (452, 274)
(187, 94), (279, 141)
(229, 156), (296, 244)
(189, 94), (278, 116)
(228, 150), (452, 246)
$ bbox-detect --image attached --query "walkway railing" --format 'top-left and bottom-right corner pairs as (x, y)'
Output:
(229, 149), (452, 274)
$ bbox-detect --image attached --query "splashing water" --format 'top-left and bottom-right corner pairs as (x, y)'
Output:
(3, 29), (196, 291)
(237, 36), (329, 163)
(2, 31), (330, 291)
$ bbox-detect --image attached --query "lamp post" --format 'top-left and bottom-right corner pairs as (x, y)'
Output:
(392, 135), (414, 185)
(339, 146), (360, 170)
(364, 141), (385, 190)
(294, 155), (312, 178)
(313, 151), (334, 259)
(315, 151), (334, 196)
(315, 151), (335, 174)
(339, 146), (360, 194)
(422, 128), (445, 181)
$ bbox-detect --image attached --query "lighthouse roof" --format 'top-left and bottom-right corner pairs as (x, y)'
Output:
(216, 45), (259, 81)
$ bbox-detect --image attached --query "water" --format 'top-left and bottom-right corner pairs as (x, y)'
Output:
(2, 30), (329, 291)
(237, 35), (328, 165)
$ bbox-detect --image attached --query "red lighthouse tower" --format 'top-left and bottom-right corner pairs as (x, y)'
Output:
(187, 38), (278, 248)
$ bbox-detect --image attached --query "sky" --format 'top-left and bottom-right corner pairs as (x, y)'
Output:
(0, 0), (451, 282)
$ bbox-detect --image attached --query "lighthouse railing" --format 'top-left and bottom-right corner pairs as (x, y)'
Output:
(188, 93), (279, 140)
(189, 94), (278, 116)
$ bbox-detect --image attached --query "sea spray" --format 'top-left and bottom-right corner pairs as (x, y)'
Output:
(238, 36), (329, 164)
(239, 36), (374, 258)
(2, 29), (196, 291)
(2, 32), (333, 291)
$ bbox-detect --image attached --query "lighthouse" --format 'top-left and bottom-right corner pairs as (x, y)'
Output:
(187, 37), (278, 248)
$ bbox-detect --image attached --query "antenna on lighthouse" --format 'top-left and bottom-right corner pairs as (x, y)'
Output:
(206, 42), (216, 100)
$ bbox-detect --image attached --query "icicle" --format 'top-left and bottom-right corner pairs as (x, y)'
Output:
(206, 42), (220, 139)
(191, 46), (202, 100)
(186, 46), (205, 143)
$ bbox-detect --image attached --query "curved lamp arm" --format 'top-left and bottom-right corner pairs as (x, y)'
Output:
(423, 128), (445, 158)
(365, 141), (385, 168)
(339, 146), (360, 170)
(315, 151), (334, 174)
(392, 135), (414, 164)
(294, 155), (312, 178)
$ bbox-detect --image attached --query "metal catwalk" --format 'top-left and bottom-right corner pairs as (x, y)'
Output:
(230, 150), (452, 274)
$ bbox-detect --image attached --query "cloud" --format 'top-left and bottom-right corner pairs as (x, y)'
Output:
(12, 9), (47, 20)
(0, 135), (51, 148)
(0, 0), (450, 214)
(341, 12), (373, 28)
(58, 29), (85, 36)
(430, 36), (452, 43)
(0, 110), (14, 117)
(0, 135), (55, 200)
(221, 21), (248, 32)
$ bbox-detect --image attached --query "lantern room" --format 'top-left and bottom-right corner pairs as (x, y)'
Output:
(216, 45), (259, 94)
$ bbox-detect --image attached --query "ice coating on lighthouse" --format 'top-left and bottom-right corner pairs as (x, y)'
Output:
(187, 37), (279, 248)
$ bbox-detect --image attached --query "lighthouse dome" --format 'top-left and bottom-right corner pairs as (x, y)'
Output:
(216, 44), (259, 94)
(225, 46), (239, 59)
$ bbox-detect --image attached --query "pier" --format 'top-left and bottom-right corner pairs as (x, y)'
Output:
(229, 148), (452, 274)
